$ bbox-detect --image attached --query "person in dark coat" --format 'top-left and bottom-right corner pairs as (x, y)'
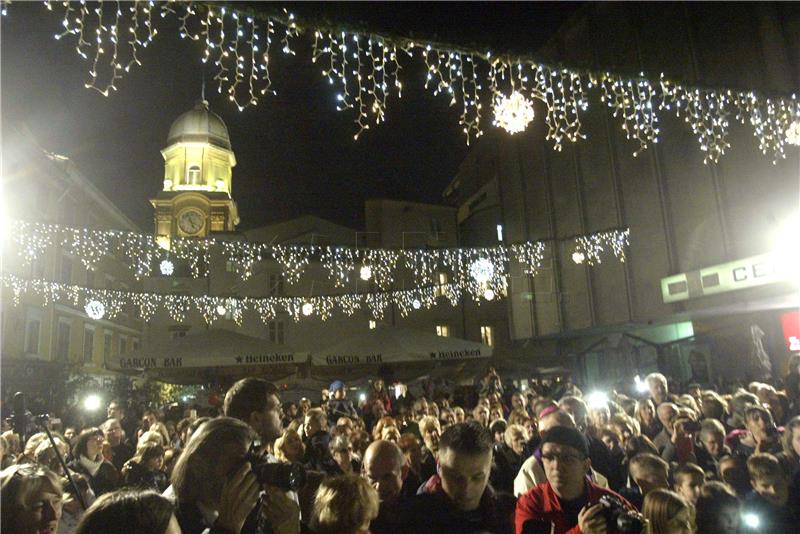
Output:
(326, 381), (359, 428)
(67, 427), (120, 496)
(120, 442), (167, 492)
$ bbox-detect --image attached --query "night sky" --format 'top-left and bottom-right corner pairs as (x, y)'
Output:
(1, 2), (583, 231)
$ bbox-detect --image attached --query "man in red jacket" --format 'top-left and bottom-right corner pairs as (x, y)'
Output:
(515, 426), (636, 534)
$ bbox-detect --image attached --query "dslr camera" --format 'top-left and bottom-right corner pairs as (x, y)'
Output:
(598, 494), (645, 534)
(245, 450), (307, 492)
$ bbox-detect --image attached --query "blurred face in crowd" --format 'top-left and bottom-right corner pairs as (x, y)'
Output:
(489, 408), (503, 422)
(333, 444), (354, 474)
(103, 420), (124, 447)
(657, 404), (678, 433)
(541, 442), (590, 500)
(363, 444), (406, 502)
(675, 474), (704, 506)
(601, 434), (618, 452)
(85, 430), (105, 460)
(687, 385), (702, 402)
(381, 427), (401, 443)
(428, 402), (440, 418)
(63, 428), (77, 443)
(107, 402), (124, 421)
(252, 393), (283, 444)
(506, 428), (527, 456)
(454, 407), (466, 423)
(286, 404), (298, 418)
(473, 406), (489, 427)
(719, 457), (749, 491)
(333, 388), (345, 400)
(745, 413), (770, 442)
(12, 481), (63, 534)
(415, 400), (429, 419)
(421, 422), (441, 453)
(790, 426), (800, 456)
(281, 430), (305, 461)
(639, 402), (655, 425)
(589, 406), (610, 429)
(437, 446), (491, 512)
(145, 454), (164, 472)
(752, 474), (789, 507)
(511, 394), (526, 411)
(440, 409), (456, 427)
(700, 430), (724, 458)
(648, 377), (668, 404)
(630, 463), (668, 495)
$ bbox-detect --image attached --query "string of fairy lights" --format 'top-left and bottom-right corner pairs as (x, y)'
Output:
(9, 219), (630, 290)
(2, 0), (791, 163)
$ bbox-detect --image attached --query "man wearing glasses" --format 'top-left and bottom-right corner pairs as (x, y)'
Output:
(515, 426), (635, 534)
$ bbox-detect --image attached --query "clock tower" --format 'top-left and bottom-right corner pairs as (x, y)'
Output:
(150, 99), (239, 242)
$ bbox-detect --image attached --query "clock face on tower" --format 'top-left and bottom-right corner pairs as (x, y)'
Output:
(178, 209), (205, 235)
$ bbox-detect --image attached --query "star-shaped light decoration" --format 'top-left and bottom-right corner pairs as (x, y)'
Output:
(493, 91), (535, 135)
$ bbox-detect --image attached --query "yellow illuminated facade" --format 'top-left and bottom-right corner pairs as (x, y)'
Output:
(150, 99), (239, 239)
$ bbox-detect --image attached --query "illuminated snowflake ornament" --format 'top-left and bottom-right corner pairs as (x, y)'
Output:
(469, 258), (495, 283)
(359, 265), (372, 281)
(302, 302), (314, 316)
(159, 259), (174, 276)
(493, 91), (535, 135)
(85, 300), (106, 320)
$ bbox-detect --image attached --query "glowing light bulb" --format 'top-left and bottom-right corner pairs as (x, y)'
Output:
(360, 265), (372, 281)
(83, 394), (102, 411)
(216, 304), (227, 316)
(572, 251), (585, 264)
(412, 299), (421, 309)
(159, 259), (174, 276)
(483, 289), (495, 301)
(302, 302), (314, 316)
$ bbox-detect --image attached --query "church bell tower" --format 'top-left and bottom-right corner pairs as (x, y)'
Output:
(150, 99), (239, 242)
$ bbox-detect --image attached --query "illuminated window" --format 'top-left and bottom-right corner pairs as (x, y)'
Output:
(435, 272), (449, 298)
(187, 165), (201, 185)
(496, 224), (504, 242)
(481, 326), (495, 347)
(369, 320), (377, 330)
(436, 325), (450, 337)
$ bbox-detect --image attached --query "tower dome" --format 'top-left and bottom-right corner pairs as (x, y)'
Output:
(166, 99), (231, 150)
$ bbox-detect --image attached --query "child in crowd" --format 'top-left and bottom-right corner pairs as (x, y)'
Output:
(672, 463), (705, 506)
(742, 453), (795, 533)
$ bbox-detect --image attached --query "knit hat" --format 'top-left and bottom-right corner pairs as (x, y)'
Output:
(541, 426), (589, 458)
(329, 380), (345, 393)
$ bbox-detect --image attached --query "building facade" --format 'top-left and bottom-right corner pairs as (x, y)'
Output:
(1, 133), (146, 409)
(443, 2), (800, 388)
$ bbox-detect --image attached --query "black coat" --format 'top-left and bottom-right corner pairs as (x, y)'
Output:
(67, 457), (120, 496)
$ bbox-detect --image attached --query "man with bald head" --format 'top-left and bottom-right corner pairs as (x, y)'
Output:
(363, 440), (409, 533)
(514, 410), (610, 496)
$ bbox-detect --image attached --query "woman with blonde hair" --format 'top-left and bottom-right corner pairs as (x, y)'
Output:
(1, 463), (64, 534)
(643, 489), (694, 534)
(371, 415), (398, 441)
(274, 428), (306, 463)
(635, 398), (661, 440)
(310, 474), (379, 534)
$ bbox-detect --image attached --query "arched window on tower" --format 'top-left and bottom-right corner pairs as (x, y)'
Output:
(186, 165), (201, 185)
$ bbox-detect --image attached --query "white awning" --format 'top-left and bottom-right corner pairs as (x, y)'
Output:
(106, 329), (306, 371)
(310, 326), (492, 367)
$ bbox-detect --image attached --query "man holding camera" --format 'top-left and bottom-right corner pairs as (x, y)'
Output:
(515, 426), (637, 534)
(223, 378), (301, 534)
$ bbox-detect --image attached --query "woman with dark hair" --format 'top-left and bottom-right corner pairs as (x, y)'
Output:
(67, 427), (120, 496)
(121, 442), (167, 492)
(777, 415), (800, 477)
(171, 416), (300, 534)
(74, 488), (180, 534)
(785, 353), (800, 413)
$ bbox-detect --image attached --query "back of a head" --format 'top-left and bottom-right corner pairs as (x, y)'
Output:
(695, 481), (739, 532)
(311, 474), (379, 534)
(630, 453), (669, 479)
(643, 489), (689, 534)
(75, 489), (174, 534)
(223, 378), (278, 421)
(624, 435), (658, 460)
(364, 440), (405, 472)
(439, 421), (493, 457)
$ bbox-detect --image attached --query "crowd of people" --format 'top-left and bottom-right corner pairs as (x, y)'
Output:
(2, 357), (800, 533)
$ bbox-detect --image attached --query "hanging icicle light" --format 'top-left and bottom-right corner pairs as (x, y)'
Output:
(493, 91), (535, 134)
(786, 120), (800, 146)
